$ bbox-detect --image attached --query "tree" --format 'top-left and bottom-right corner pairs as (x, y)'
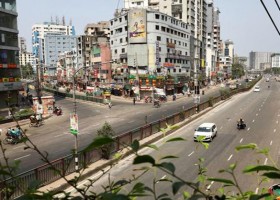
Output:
(21, 63), (34, 79)
(231, 63), (245, 79)
(96, 121), (115, 159)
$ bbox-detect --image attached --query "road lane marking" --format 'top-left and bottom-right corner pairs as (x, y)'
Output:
(206, 181), (214, 190)
(277, 121), (279, 124)
(240, 138), (243, 143)
(13, 145), (25, 150)
(92, 123), (100, 127)
(128, 120), (135, 124)
(220, 126), (223, 130)
(256, 113), (258, 116)
(259, 108), (261, 111)
(188, 151), (194, 157)
(252, 120), (255, 123)
(14, 154), (30, 161)
(247, 127), (250, 131)
(264, 158), (268, 165)
(270, 141), (273, 146)
(156, 175), (167, 183)
(255, 187), (259, 194)
(227, 154), (233, 161)
(274, 129), (276, 133)
(55, 133), (66, 138)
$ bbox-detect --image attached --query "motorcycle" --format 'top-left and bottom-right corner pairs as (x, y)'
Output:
(144, 96), (152, 103)
(3, 128), (23, 145)
(237, 122), (246, 130)
(53, 106), (62, 116)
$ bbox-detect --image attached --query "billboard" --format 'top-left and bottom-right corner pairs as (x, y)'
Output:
(128, 9), (147, 44)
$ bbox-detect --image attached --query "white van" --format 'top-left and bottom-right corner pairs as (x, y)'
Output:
(194, 123), (217, 142)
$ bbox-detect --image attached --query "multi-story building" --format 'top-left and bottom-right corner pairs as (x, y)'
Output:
(110, 8), (191, 96)
(84, 21), (110, 37)
(32, 21), (75, 79)
(205, 0), (220, 81)
(219, 40), (234, 77)
(124, 0), (207, 84)
(19, 52), (35, 66)
(271, 53), (280, 68)
(249, 51), (273, 70)
(0, 0), (22, 108)
(18, 37), (27, 53)
(44, 33), (76, 76)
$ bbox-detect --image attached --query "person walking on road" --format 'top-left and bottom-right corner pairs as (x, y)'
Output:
(133, 97), (136, 105)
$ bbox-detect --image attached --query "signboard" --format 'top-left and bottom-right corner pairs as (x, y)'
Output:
(156, 41), (160, 67)
(128, 9), (147, 44)
(70, 113), (79, 135)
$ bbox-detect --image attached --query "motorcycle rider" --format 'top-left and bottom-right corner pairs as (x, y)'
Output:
(237, 118), (245, 128)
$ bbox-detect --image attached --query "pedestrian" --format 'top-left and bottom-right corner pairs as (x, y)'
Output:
(108, 102), (112, 109)
(133, 97), (136, 105)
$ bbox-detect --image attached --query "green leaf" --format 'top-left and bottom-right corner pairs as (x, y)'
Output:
(183, 191), (190, 199)
(157, 193), (169, 199)
(201, 142), (209, 149)
(83, 136), (114, 152)
(160, 155), (178, 160)
(113, 179), (129, 187)
(207, 178), (235, 186)
(144, 144), (159, 151)
(229, 163), (237, 171)
(166, 137), (185, 143)
(235, 143), (257, 151)
(131, 140), (140, 152)
(158, 162), (176, 174)
(256, 148), (270, 155)
(262, 172), (280, 179)
(133, 155), (155, 165)
(243, 165), (279, 173)
(172, 182), (185, 195)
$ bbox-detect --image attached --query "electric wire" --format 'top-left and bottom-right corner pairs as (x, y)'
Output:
(275, 0), (280, 12)
(260, 0), (280, 36)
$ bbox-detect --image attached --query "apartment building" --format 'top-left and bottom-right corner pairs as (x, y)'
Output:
(0, 0), (22, 108)
(84, 21), (110, 37)
(124, 0), (207, 82)
(219, 40), (234, 77)
(271, 53), (280, 68)
(32, 21), (75, 79)
(249, 51), (273, 70)
(110, 8), (191, 96)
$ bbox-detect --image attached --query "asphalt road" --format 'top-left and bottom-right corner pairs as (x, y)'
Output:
(63, 78), (280, 199)
(0, 84), (221, 174)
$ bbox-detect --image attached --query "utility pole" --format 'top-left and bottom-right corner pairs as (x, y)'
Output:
(135, 53), (140, 100)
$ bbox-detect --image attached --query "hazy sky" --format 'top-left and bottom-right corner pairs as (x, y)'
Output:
(17, 0), (280, 57)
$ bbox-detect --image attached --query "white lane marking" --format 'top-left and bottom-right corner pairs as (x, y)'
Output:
(227, 154), (233, 161)
(206, 181), (214, 190)
(13, 145), (25, 150)
(270, 141), (273, 146)
(247, 127), (250, 131)
(277, 121), (279, 124)
(256, 113), (258, 116)
(252, 119), (255, 123)
(156, 175), (167, 183)
(148, 115), (152, 117)
(14, 154), (30, 161)
(278, 114), (280, 117)
(188, 151), (194, 157)
(128, 120), (135, 124)
(92, 123), (100, 127)
(255, 187), (259, 194)
(240, 138), (243, 143)
(264, 158), (268, 165)
(259, 108), (261, 111)
(274, 129), (276, 133)
(220, 126), (223, 130)
(54, 133), (67, 138)
(105, 116), (109, 118)
(261, 105), (263, 107)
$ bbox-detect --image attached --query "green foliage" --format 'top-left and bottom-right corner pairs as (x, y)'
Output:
(231, 63), (245, 78)
(95, 122), (115, 159)
(208, 96), (214, 107)
(219, 88), (231, 99)
(21, 63), (34, 79)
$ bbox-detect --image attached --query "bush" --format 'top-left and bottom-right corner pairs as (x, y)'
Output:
(219, 88), (231, 100)
(96, 122), (115, 159)
(14, 109), (34, 117)
(208, 96), (214, 107)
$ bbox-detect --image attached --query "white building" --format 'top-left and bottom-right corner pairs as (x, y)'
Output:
(111, 8), (191, 96)
(19, 52), (35, 66)
(271, 53), (280, 68)
(249, 51), (273, 70)
(32, 21), (75, 76)
(219, 40), (234, 76)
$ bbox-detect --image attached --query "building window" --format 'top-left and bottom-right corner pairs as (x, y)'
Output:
(120, 38), (123, 43)
(157, 36), (161, 41)
(111, 40), (113, 45)
(110, 21), (113, 25)
(173, 69), (176, 72)
(122, 48), (125, 53)
(119, 18), (122, 22)
(179, 69), (181, 72)
(155, 25), (159, 30)
(159, 47), (161, 52)
(161, 26), (166, 32)
(159, 58), (161, 62)
(155, 14), (160, 19)
(115, 49), (117, 54)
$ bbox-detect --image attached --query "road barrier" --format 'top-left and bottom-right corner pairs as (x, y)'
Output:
(0, 78), (260, 199)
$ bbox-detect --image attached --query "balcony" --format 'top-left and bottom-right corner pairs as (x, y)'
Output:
(119, 53), (127, 59)
(166, 53), (191, 60)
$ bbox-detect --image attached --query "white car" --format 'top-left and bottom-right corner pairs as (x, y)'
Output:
(253, 85), (260, 92)
(194, 123), (217, 142)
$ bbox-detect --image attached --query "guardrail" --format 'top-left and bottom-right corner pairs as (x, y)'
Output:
(0, 78), (260, 199)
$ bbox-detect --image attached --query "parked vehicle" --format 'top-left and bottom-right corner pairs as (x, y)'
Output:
(53, 106), (62, 116)
(194, 123), (217, 142)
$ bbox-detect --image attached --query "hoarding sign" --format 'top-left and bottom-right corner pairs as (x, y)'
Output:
(70, 113), (79, 135)
(128, 9), (147, 44)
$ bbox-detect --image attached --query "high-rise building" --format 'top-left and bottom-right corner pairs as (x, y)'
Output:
(32, 21), (75, 79)
(219, 40), (234, 77)
(111, 8), (191, 96)
(18, 37), (27, 53)
(124, 0), (207, 81)
(249, 51), (273, 70)
(271, 53), (280, 68)
(0, 0), (22, 108)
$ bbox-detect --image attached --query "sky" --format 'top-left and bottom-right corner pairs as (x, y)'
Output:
(17, 0), (280, 57)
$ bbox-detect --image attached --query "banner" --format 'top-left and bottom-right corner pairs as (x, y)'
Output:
(128, 9), (147, 44)
(70, 113), (79, 135)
